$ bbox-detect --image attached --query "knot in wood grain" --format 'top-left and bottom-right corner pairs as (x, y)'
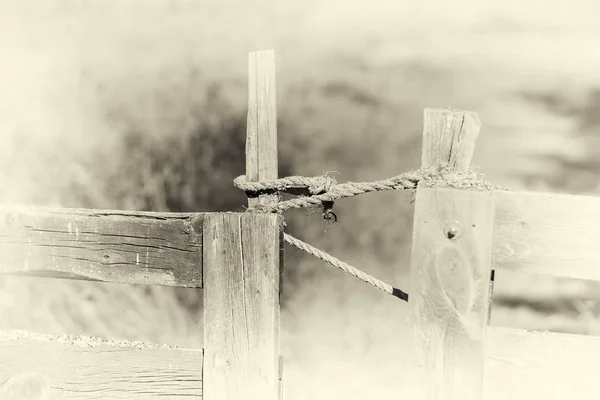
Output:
(434, 243), (475, 315)
(0, 372), (47, 400)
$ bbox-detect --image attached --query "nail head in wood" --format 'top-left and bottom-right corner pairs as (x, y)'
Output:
(444, 221), (461, 240)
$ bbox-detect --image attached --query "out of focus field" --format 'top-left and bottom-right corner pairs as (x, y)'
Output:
(1, 1), (600, 398)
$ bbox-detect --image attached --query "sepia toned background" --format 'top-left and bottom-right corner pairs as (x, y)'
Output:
(1, 1), (600, 398)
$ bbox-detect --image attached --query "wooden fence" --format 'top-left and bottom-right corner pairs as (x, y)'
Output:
(0, 49), (599, 400)
(410, 111), (600, 400)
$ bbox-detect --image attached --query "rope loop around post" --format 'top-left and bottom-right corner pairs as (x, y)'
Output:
(234, 175), (337, 196)
(233, 162), (505, 303)
(235, 163), (504, 214)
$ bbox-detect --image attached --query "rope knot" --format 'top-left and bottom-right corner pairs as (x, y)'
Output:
(235, 162), (504, 214)
(304, 175), (337, 195)
(233, 174), (337, 196)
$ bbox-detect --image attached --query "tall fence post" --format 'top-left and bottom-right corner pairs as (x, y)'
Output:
(408, 109), (495, 400)
(203, 49), (282, 400)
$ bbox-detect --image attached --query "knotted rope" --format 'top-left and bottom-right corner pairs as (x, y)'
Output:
(235, 164), (502, 213)
(235, 163), (503, 302)
(234, 175), (336, 196)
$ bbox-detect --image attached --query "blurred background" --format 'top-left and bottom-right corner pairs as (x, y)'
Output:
(1, 0), (600, 398)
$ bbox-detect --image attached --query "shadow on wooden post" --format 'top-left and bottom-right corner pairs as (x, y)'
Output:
(408, 109), (495, 400)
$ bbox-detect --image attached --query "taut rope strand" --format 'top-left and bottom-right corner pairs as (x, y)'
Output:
(284, 233), (409, 301)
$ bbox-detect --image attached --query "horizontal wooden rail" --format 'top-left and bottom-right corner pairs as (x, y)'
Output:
(484, 327), (600, 400)
(0, 330), (203, 399)
(0, 205), (203, 287)
(493, 190), (600, 281)
(2, 187), (600, 288)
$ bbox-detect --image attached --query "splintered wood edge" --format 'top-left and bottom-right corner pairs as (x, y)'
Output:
(422, 108), (481, 171)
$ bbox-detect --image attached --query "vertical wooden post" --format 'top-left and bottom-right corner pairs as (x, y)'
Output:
(246, 49), (278, 208)
(420, 108), (480, 170)
(408, 109), (495, 400)
(247, 48), (283, 400)
(203, 49), (282, 400)
(203, 213), (281, 400)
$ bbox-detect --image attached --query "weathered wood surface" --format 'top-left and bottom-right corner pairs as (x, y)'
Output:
(0, 205), (203, 287)
(421, 108), (481, 170)
(409, 108), (494, 400)
(484, 327), (600, 400)
(203, 213), (282, 400)
(246, 49), (278, 208)
(409, 188), (495, 400)
(493, 190), (600, 281)
(203, 49), (283, 400)
(0, 330), (202, 399)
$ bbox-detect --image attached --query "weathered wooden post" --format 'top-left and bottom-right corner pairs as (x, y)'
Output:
(203, 50), (282, 400)
(408, 109), (495, 400)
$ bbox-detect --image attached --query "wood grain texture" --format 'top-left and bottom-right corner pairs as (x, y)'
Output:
(493, 190), (600, 281)
(409, 108), (492, 400)
(0, 330), (202, 399)
(422, 108), (481, 170)
(203, 213), (282, 400)
(409, 188), (495, 400)
(484, 327), (600, 400)
(0, 205), (203, 287)
(246, 49), (278, 208)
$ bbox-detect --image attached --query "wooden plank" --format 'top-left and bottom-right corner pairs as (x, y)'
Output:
(0, 330), (202, 399)
(246, 49), (278, 208)
(409, 108), (494, 400)
(484, 326), (600, 400)
(409, 188), (495, 400)
(0, 205), (203, 287)
(203, 213), (282, 400)
(422, 108), (481, 171)
(493, 190), (600, 281)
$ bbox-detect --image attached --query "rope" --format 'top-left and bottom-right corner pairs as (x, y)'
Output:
(235, 163), (503, 213)
(234, 175), (336, 195)
(235, 162), (504, 303)
(284, 233), (409, 301)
